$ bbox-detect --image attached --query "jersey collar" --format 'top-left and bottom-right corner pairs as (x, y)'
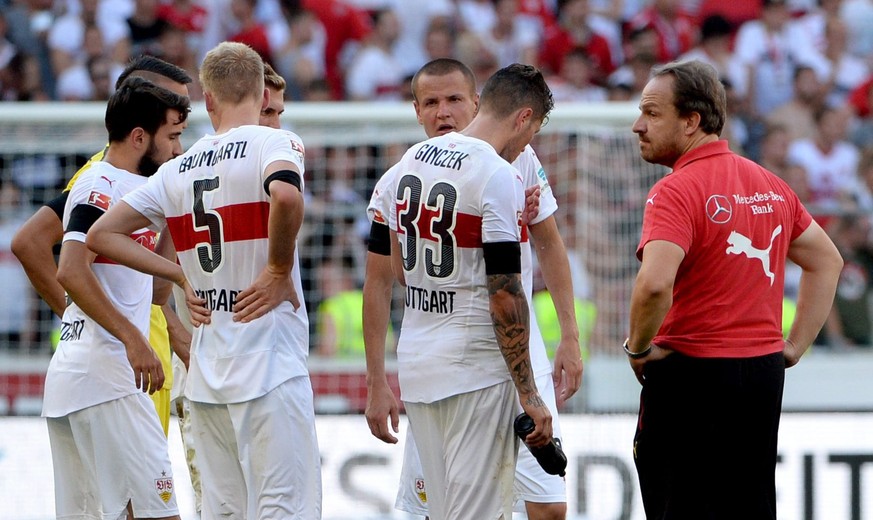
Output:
(672, 140), (731, 172)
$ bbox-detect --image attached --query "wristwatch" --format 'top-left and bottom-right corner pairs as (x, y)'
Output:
(623, 338), (652, 359)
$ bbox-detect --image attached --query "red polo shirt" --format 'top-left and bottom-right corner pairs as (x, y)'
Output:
(637, 140), (812, 358)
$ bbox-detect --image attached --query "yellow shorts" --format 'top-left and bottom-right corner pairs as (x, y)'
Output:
(148, 305), (173, 436)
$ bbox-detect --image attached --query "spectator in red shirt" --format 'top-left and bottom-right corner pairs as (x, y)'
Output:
(157, 0), (208, 34)
(229, 0), (272, 66)
(697, 0), (762, 30)
(539, 0), (614, 84)
(627, 0), (698, 63)
(298, 0), (372, 100)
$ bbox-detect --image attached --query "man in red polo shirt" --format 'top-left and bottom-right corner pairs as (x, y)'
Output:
(626, 60), (843, 519)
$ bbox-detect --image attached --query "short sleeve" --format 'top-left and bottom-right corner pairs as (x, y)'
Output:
(516, 147), (558, 225)
(789, 192), (813, 241)
(637, 181), (693, 259)
(368, 165), (398, 224)
(62, 173), (110, 244)
(262, 130), (306, 185)
(481, 166), (523, 244)
(123, 172), (170, 231)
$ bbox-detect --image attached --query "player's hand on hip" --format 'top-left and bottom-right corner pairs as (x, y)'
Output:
(520, 185), (541, 226)
(628, 343), (672, 385)
(233, 265), (296, 323)
(552, 336), (583, 402)
(125, 334), (164, 394)
(365, 380), (400, 444)
(520, 392), (553, 448)
(783, 338), (804, 368)
(179, 278), (210, 327)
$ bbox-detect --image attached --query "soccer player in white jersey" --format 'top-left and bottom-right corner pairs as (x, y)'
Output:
(43, 77), (189, 520)
(87, 41), (321, 518)
(365, 59), (581, 519)
(377, 63), (555, 519)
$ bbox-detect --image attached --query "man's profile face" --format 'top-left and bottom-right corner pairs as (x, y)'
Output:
(413, 70), (478, 138)
(138, 109), (187, 176)
(260, 87), (285, 129)
(632, 74), (686, 168)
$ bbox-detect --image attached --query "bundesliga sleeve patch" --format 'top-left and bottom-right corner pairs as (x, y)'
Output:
(87, 190), (112, 211)
(291, 139), (305, 162)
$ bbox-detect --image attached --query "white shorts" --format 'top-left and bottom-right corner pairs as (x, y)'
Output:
(47, 393), (179, 520)
(188, 376), (322, 519)
(396, 372), (565, 515)
(404, 381), (519, 520)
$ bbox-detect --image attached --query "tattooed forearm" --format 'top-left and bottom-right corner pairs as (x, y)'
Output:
(488, 272), (538, 398)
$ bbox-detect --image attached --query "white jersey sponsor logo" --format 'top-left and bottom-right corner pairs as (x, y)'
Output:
(725, 225), (782, 286)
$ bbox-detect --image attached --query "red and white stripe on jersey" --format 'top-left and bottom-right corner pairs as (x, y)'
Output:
(166, 200), (270, 253)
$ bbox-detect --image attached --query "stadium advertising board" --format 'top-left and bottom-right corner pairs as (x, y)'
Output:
(0, 414), (871, 519)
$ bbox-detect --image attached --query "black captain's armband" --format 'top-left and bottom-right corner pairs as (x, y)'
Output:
(483, 241), (521, 275)
(45, 192), (70, 221)
(264, 169), (302, 195)
(66, 204), (105, 234)
(367, 221), (391, 256)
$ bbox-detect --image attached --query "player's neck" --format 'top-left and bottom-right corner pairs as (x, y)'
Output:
(460, 114), (514, 161)
(103, 144), (143, 176)
(208, 103), (262, 134)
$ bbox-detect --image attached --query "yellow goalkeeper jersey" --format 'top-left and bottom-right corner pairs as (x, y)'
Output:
(66, 147), (173, 435)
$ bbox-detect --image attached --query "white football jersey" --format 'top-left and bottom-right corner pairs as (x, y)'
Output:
(368, 145), (559, 381)
(124, 125), (309, 404)
(386, 132), (525, 404)
(43, 162), (157, 417)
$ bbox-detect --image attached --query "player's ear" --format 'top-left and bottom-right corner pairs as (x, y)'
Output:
(204, 91), (215, 113)
(685, 111), (701, 136)
(413, 100), (424, 126)
(261, 88), (269, 111)
(514, 107), (533, 132)
(130, 127), (147, 150)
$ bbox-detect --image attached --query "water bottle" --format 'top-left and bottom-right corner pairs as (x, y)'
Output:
(514, 412), (567, 477)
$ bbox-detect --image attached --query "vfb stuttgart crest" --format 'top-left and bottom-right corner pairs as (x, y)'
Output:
(155, 472), (174, 503)
(415, 478), (428, 504)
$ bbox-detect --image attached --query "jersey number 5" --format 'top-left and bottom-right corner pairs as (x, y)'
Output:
(396, 174), (458, 278)
(193, 177), (222, 273)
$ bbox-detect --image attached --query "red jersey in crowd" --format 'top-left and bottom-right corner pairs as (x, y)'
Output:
(628, 5), (698, 63)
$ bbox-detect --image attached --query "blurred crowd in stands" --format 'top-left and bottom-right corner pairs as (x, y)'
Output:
(4, 0), (873, 354)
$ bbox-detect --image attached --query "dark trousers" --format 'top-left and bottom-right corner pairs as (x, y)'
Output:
(633, 352), (785, 520)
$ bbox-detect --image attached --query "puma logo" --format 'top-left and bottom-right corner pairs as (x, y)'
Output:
(646, 193), (657, 205)
(100, 176), (115, 187)
(725, 226), (782, 286)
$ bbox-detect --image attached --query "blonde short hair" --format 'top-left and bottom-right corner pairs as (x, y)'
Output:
(264, 62), (286, 92)
(199, 42), (265, 105)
